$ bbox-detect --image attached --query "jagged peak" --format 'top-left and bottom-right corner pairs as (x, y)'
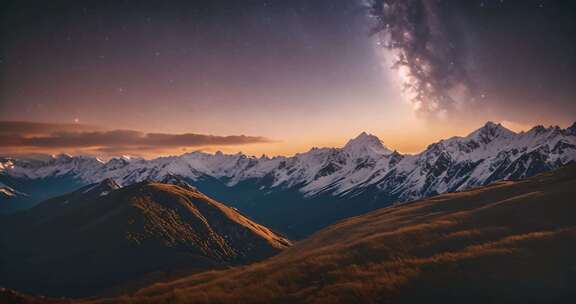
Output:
(78, 178), (120, 197)
(343, 132), (392, 156)
(480, 121), (511, 132)
(528, 124), (548, 134)
(466, 121), (516, 142)
(161, 173), (198, 191)
(107, 155), (142, 163)
(98, 178), (121, 190)
(51, 153), (73, 162)
(566, 121), (576, 135)
(484, 121), (498, 127)
(87, 178), (120, 193)
(49, 153), (103, 164)
(53, 153), (73, 159)
(181, 150), (248, 160)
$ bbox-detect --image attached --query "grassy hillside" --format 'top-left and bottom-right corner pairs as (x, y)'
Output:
(0, 181), (290, 298)
(90, 164), (576, 304)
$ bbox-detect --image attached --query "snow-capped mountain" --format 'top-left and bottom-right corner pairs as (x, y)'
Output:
(0, 181), (33, 214)
(0, 182), (25, 199)
(1, 122), (575, 203)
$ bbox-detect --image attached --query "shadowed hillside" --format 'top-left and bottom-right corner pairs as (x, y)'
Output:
(0, 180), (290, 298)
(87, 164), (576, 304)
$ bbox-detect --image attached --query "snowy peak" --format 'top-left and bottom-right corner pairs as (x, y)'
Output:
(160, 173), (198, 191)
(528, 125), (548, 135)
(53, 153), (73, 162)
(566, 121), (576, 136)
(82, 178), (121, 197)
(343, 132), (392, 156)
(98, 178), (121, 191)
(0, 183), (21, 198)
(466, 121), (516, 143)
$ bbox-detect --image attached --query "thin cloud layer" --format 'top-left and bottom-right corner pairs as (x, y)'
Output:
(0, 121), (272, 157)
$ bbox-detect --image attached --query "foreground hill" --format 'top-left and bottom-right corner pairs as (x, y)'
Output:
(0, 180), (290, 298)
(90, 164), (576, 304)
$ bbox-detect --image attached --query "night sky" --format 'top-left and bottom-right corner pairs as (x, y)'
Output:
(1, 0), (575, 157)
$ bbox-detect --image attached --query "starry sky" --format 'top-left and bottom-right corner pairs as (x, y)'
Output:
(1, 0), (575, 158)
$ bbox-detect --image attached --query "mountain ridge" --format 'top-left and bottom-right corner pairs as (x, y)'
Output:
(81, 164), (576, 303)
(2, 121), (574, 190)
(1, 121), (575, 236)
(0, 180), (290, 297)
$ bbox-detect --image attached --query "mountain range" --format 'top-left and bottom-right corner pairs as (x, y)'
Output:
(103, 164), (576, 304)
(1, 121), (575, 237)
(5, 164), (576, 304)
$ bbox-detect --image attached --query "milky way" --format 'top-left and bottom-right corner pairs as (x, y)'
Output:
(370, 0), (477, 119)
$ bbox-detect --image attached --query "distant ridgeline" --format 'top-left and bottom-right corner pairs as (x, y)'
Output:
(1, 121), (575, 237)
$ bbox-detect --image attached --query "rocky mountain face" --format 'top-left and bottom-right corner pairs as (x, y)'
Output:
(1, 122), (575, 236)
(0, 179), (290, 297)
(0, 181), (33, 214)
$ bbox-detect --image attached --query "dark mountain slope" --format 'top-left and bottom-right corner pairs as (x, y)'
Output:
(0, 181), (290, 298)
(0, 172), (85, 214)
(93, 164), (576, 304)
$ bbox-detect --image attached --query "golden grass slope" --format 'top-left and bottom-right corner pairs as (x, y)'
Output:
(90, 164), (576, 304)
(0, 181), (291, 299)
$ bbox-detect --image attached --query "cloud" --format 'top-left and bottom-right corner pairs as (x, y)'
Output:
(369, 0), (477, 119)
(0, 121), (273, 157)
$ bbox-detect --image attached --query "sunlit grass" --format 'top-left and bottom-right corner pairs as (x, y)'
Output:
(79, 165), (576, 304)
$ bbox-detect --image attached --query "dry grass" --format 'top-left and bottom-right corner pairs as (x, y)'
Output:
(0, 182), (290, 299)
(72, 165), (576, 304)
